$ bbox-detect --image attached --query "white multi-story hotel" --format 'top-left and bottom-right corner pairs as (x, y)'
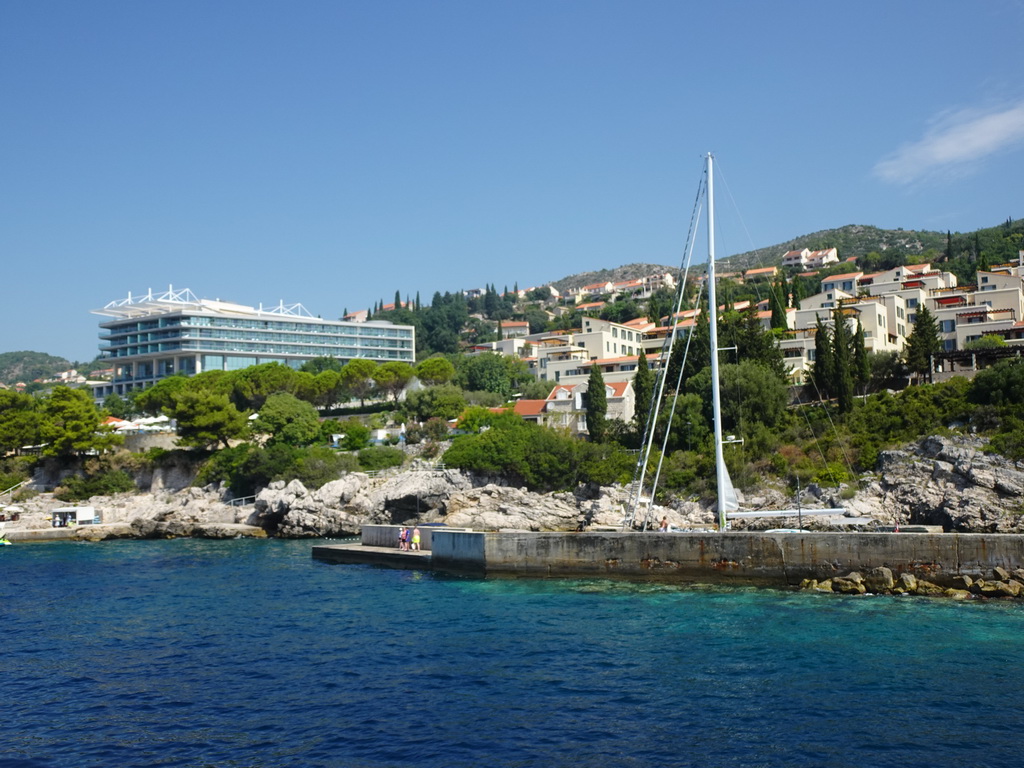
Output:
(91, 287), (415, 399)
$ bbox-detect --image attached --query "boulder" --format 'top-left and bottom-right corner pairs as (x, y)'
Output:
(915, 579), (946, 596)
(895, 572), (918, 593)
(832, 574), (866, 594)
(863, 566), (894, 592)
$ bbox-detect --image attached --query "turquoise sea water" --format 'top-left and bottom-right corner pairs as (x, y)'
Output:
(3, 538), (1023, 768)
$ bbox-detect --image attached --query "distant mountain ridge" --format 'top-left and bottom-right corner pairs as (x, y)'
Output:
(548, 263), (676, 294)
(547, 225), (950, 289)
(716, 224), (948, 273)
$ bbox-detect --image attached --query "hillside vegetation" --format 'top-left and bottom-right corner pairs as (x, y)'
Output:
(717, 219), (1022, 274)
(0, 351), (73, 386)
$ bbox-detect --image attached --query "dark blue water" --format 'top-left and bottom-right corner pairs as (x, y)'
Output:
(3, 539), (1022, 768)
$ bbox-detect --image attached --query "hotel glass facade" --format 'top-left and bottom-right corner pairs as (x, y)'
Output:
(92, 289), (415, 399)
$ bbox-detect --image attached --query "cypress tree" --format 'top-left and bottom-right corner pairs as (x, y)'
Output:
(633, 349), (654, 438)
(853, 319), (870, 396)
(811, 315), (834, 400)
(394, 290), (402, 309)
(831, 306), (854, 414)
(791, 275), (805, 310)
(904, 304), (941, 382)
(585, 364), (608, 443)
(770, 280), (788, 329)
(682, 308), (712, 386)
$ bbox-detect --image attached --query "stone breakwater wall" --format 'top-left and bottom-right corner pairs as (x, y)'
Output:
(428, 530), (1024, 591)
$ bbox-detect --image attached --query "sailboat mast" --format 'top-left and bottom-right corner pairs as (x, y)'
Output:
(705, 153), (728, 530)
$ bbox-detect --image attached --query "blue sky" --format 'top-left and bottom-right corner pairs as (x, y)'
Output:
(3, 1), (1023, 362)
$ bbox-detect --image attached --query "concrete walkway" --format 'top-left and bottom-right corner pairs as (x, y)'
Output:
(313, 542), (432, 569)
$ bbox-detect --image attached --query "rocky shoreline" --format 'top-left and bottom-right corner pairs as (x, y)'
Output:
(4, 435), (1023, 542)
(800, 565), (1024, 599)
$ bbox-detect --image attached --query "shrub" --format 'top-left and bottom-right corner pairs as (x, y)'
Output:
(292, 446), (360, 489)
(55, 470), (136, 501)
(357, 446), (406, 472)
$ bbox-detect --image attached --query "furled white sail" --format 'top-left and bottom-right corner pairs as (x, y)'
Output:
(720, 464), (740, 513)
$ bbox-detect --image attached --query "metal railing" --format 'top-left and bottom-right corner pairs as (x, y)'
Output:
(1, 480), (28, 502)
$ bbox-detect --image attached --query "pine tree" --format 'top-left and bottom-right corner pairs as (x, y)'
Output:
(585, 364), (608, 443)
(394, 290), (402, 310)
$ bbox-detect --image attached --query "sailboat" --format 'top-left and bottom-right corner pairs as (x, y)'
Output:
(625, 153), (842, 532)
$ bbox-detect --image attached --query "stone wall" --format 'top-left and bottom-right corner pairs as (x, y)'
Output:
(428, 529), (1024, 587)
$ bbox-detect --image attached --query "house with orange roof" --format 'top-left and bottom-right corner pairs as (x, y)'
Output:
(512, 398), (548, 425)
(744, 266), (778, 283)
(500, 320), (530, 339)
(820, 272), (864, 295)
(782, 247), (838, 270)
(541, 379), (635, 437)
(342, 309), (369, 322)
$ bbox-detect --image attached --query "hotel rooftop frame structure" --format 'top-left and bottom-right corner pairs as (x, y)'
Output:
(91, 287), (415, 399)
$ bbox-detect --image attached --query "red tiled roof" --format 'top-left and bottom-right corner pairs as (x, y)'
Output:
(513, 400), (547, 417)
(582, 355), (639, 367)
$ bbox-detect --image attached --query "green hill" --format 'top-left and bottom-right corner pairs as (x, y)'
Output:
(0, 351), (73, 386)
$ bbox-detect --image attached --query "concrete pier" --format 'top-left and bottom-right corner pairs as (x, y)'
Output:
(314, 528), (1024, 588)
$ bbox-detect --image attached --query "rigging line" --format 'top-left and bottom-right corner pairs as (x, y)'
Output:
(627, 190), (704, 528)
(625, 167), (707, 530)
(642, 276), (708, 531)
(797, 391), (836, 483)
(714, 159), (789, 319)
(802, 373), (857, 484)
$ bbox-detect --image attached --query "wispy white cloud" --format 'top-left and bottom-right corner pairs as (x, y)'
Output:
(873, 101), (1024, 185)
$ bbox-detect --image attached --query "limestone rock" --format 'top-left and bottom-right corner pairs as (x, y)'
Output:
(863, 566), (894, 592)
(832, 574), (866, 594)
(915, 579), (946, 596)
(895, 572), (918, 593)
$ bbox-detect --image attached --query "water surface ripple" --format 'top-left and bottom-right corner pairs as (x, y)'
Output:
(3, 539), (1022, 767)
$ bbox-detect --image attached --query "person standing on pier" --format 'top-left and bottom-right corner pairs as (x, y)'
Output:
(398, 527), (408, 550)
(411, 526), (421, 551)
